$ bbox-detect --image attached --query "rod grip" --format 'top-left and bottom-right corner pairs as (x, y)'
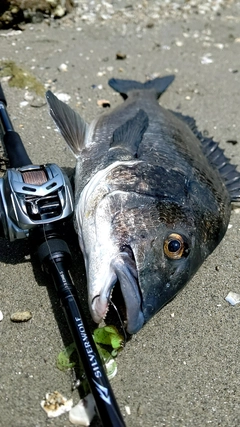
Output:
(3, 131), (32, 168)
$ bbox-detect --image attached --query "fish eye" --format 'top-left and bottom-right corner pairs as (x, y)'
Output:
(164, 233), (188, 260)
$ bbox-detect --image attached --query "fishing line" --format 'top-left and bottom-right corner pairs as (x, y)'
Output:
(92, 293), (127, 345)
(108, 299), (127, 346)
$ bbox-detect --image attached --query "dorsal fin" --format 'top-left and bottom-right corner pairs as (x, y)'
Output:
(108, 75), (175, 100)
(172, 111), (240, 202)
(110, 109), (149, 158)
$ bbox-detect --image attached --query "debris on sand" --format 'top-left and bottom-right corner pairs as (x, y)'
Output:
(41, 391), (73, 418)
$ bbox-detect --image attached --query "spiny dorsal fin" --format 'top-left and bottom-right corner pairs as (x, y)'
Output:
(171, 111), (198, 134)
(110, 109), (149, 158)
(202, 139), (240, 202)
(46, 91), (88, 157)
(108, 75), (175, 100)
(172, 111), (240, 202)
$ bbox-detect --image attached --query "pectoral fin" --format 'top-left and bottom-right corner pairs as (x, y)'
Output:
(46, 91), (88, 157)
(110, 109), (149, 158)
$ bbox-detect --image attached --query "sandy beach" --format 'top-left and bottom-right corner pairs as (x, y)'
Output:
(0, 1), (240, 426)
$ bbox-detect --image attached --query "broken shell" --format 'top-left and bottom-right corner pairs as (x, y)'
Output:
(201, 54), (213, 65)
(0, 310), (3, 321)
(41, 391), (73, 418)
(24, 91), (34, 102)
(69, 393), (95, 426)
(97, 99), (110, 108)
(225, 291), (240, 306)
(10, 311), (32, 322)
(125, 405), (131, 415)
(105, 357), (117, 380)
(19, 101), (29, 108)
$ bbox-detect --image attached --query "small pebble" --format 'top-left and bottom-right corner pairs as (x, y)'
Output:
(214, 43), (224, 49)
(0, 310), (3, 321)
(58, 63), (68, 72)
(10, 310), (32, 322)
(97, 99), (111, 108)
(97, 71), (106, 76)
(175, 40), (183, 47)
(146, 22), (154, 28)
(116, 52), (126, 60)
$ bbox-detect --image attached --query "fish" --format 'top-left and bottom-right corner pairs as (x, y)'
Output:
(46, 76), (240, 334)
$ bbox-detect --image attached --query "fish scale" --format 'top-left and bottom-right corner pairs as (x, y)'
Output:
(46, 75), (240, 334)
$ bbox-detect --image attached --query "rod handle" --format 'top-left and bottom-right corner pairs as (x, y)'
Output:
(3, 131), (32, 168)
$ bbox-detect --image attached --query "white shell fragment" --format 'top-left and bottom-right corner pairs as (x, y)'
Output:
(10, 311), (32, 322)
(55, 93), (71, 103)
(24, 91), (34, 102)
(0, 310), (3, 321)
(201, 54), (213, 64)
(125, 405), (131, 415)
(41, 391), (73, 418)
(225, 291), (240, 306)
(69, 393), (95, 426)
(19, 101), (29, 108)
(105, 357), (118, 380)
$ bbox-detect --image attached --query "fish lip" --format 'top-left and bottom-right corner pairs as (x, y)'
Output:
(91, 249), (145, 334)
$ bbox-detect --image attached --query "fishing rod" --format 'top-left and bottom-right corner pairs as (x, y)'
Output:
(0, 84), (126, 427)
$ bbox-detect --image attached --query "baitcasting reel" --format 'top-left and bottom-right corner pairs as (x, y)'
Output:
(0, 163), (74, 241)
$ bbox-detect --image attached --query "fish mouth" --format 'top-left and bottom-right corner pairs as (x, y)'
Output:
(91, 246), (144, 334)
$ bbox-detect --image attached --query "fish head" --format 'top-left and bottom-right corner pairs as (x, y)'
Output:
(83, 186), (208, 335)
(85, 175), (229, 335)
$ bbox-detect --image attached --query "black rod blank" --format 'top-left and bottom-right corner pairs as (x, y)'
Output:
(38, 237), (126, 427)
(0, 84), (32, 167)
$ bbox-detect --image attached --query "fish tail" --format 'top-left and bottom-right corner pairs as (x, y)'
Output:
(108, 75), (175, 100)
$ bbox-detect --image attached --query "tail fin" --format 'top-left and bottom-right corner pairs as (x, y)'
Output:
(108, 75), (175, 100)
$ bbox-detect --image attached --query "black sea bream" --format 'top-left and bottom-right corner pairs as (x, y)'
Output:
(46, 76), (240, 334)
